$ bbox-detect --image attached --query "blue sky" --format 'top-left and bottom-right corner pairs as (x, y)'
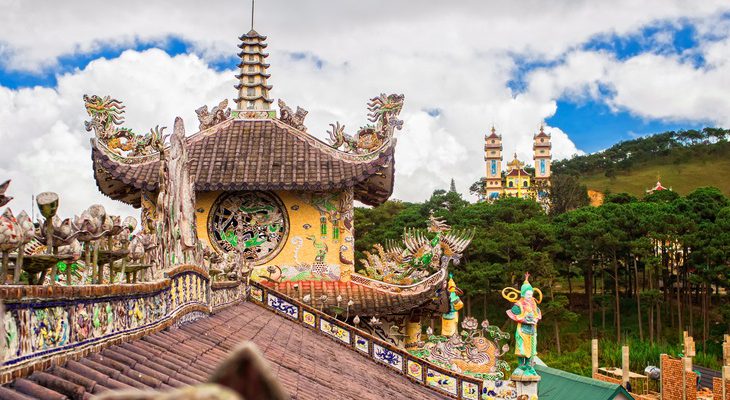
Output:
(1, 1), (730, 209)
(1, 13), (725, 155)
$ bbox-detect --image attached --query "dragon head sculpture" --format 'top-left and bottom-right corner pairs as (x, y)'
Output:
(328, 93), (405, 154)
(83, 94), (165, 157)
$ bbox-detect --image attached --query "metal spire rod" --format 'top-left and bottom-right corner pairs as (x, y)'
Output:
(251, 0), (255, 30)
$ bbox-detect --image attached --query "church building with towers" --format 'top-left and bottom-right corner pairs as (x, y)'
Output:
(483, 126), (552, 201)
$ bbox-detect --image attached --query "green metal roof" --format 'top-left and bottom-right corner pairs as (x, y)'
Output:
(535, 365), (634, 400)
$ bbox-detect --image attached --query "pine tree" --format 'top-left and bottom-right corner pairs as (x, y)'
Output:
(449, 178), (457, 193)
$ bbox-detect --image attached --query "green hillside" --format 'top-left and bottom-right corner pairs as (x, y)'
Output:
(580, 153), (730, 197)
(553, 128), (730, 197)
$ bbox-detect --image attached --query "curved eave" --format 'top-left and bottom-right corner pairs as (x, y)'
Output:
(235, 82), (273, 89)
(235, 71), (271, 78)
(234, 95), (274, 103)
(237, 50), (269, 57)
(90, 119), (398, 206)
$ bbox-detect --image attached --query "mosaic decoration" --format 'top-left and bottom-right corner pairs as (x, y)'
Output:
(461, 381), (479, 400)
(373, 343), (403, 371)
(251, 282), (488, 400)
(503, 273), (542, 378)
(411, 315), (510, 380)
(277, 236), (341, 282)
(209, 191), (288, 264)
(302, 310), (316, 327)
(277, 99), (308, 132)
(250, 287), (264, 302)
(426, 368), (458, 396)
(211, 284), (243, 309)
(360, 212), (473, 285)
(327, 93), (404, 155)
(2, 269), (214, 368)
(267, 294), (298, 319)
(407, 359), (423, 381)
(355, 334), (369, 354)
(481, 380), (519, 400)
(83, 95), (164, 158)
(196, 99), (231, 131)
(320, 318), (350, 344)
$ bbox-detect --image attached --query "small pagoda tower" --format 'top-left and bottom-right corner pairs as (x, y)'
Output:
(533, 125), (552, 186)
(484, 126), (503, 200)
(233, 29), (274, 118)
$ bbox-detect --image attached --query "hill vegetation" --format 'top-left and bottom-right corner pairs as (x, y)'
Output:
(355, 185), (730, 375)
(554, 128), (730, 196)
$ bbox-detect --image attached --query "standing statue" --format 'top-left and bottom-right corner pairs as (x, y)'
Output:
(440, 274), (463, 337)
(155, 117), (198, 271)
(503, 273), (542, 377)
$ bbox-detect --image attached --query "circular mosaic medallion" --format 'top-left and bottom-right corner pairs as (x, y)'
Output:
(208, 191), (288, 264)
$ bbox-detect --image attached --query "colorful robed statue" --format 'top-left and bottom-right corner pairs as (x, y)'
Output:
(441, 274), (463, 337)
(502, 273), (542, 377)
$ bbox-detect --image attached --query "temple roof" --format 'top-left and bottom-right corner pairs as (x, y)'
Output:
(92, 118), (395, 207)
(505, 168), (530, 177)
(0, 302), (443, 399)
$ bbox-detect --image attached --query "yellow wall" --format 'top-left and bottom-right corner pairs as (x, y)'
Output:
(195, 190), (355, 283)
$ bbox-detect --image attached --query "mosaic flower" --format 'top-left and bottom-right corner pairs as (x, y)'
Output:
(461, 316), (478, 330)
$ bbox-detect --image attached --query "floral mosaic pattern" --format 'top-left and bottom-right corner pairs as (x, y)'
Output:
(320, 319), (350, 344)
(407, 359), (423, 381)
(481, 380), (519, 400)
(373, 343), (403, 371)
(267, 294), (298, 319)
(426, 368), (458, 396)
(250, 283), (486, 400)
(354, 334), (369, 354)
(250, 287), (264, 302)
(3, 270), (208, 367)
(461, 381), (479, 400)
(302, 310), (316, 327)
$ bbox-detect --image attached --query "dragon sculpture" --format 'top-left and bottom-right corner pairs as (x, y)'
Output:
(328, 93), (405, 154)
(277, 99), (308, 132)
(83, 94), (165, 157)
(360, 212), (473, 284)
(411, 316), (511, 380)
(195, 99), (231, 131)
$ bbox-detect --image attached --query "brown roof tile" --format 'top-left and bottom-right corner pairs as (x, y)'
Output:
(92, 119), (395, 207)
(2, 303), (443, 399)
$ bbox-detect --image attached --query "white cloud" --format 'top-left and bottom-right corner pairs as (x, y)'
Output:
(0, 49), (233, 219)
(0, 0), (730, 215)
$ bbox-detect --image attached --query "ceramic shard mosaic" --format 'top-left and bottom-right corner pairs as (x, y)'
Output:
(267, 293), (298, 319)
(208, 191), (288, 263)
(355, 334), (369, 354)
(373, 343), (403, 371)
(426, 368), (458, 396)
(319, 318), (350, 344)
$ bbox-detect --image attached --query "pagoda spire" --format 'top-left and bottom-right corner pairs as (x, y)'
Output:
(234, 15), (274, 115)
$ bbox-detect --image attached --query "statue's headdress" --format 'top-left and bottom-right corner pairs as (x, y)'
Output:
(520, 272), (534, 297)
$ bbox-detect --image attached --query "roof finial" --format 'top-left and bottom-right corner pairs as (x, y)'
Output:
(539, 123), (544, 134)
(491, 125), (496, 135)
(251, 0), (255, 30)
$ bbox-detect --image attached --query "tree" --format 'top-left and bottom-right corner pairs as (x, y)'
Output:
(449, 178), (457, 193)
(547, 174), (589, 216)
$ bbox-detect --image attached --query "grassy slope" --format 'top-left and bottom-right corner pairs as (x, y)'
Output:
(579, 154), (730, 197)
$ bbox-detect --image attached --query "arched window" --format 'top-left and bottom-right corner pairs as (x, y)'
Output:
(508, 181), (514, 188)
(523, 181), (528, 187)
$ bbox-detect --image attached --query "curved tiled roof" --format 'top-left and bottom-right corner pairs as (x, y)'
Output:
(0, 303), (443, 399)
(92, 118), (396, 207)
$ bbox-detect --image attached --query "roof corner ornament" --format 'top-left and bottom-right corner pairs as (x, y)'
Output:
(277, 99), (308, 132)
(83, 94), (165, 158)
(327, 93), (405, 154)
(196, 99), (231, 131)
